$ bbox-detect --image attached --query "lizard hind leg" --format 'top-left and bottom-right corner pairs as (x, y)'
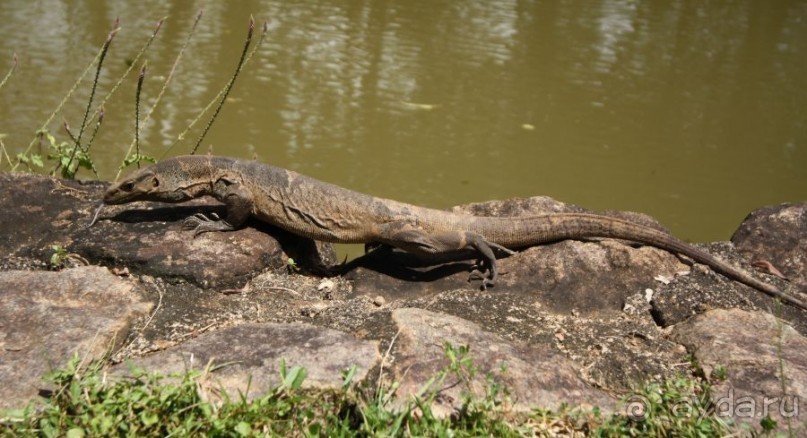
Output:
(462, 233), (509, 289)
(378, 222), (510, 289)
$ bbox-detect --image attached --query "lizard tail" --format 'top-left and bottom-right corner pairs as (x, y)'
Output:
(473, 213), (807, 311)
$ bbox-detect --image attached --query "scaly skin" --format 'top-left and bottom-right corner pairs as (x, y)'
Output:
(102, 155), (807, 310)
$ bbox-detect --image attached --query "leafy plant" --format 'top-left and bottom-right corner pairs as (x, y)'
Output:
(119, 153), (156, 170)
(40, 129), (97, 179)
(15, 151), (44, 171)
(49, 245), (69, 269)
(594, 375), (732, 436)
(713, 365), (728, 381)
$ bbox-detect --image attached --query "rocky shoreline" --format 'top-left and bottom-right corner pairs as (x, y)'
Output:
(1, 172), (805, 434)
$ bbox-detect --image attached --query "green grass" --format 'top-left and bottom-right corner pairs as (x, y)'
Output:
(0, 345), (738, 437)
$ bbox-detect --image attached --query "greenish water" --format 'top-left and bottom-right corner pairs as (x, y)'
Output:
(0, 0), (805, 244)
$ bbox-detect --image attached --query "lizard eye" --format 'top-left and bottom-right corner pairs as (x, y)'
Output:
(121, 182), (134, 191)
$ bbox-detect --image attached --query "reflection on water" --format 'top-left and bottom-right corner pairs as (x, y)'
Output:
(0, 0), (804, 242)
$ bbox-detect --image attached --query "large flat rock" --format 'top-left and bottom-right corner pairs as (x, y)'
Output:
(671, 308), (807, 435)
(732, 203), (807, 290)
(0, 266), (153, 410)
(388, 307), (615, 416)
(113, 322), (381, 403)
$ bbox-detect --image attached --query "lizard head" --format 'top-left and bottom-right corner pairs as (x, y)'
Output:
(104, 162), (194, 205)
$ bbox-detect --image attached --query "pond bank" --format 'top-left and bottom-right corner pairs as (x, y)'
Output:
(1, 172), (805, 434)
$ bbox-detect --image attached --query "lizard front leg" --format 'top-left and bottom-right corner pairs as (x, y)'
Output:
(378, 222), (514, 288)
(183, 182), (253, 236)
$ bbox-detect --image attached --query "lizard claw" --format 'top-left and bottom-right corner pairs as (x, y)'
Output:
(183, 213), (234, 236)
(468, 263), (496, 291)
(468, 270), (495, 290)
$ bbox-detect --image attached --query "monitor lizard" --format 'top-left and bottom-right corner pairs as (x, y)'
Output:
(99, 154), (807, 310)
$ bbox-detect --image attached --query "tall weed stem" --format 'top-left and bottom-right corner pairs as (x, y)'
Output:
(60, 20), (119, 177)
(190, 17), (256, 155)
(117, 10), (204, 178)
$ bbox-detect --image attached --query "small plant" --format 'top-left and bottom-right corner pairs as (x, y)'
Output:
(759, 414), (778, 432)
(14, 151), (44, 171)
(40, 129), (97, 179)
(286, 257), (300, 273)
(596, 375), (732, 436)
(713, 365), (728, 381)
(49, 245), (69, 269)
(3, 13), (267, 178)
(119, 153), (156, 171)
(48, 244), (87, 270)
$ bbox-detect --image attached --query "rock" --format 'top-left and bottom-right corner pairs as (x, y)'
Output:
(108, 271), (361, 361)
(0, 172), (336, 288)
(651, 242), (807, 335)
(671, 309), (807, 435)
(396, 289), (686, 393)
(0, 266), (153, 410)
(112, 323), (380, 404)
(387, 308), (614, 416)
(731, 203), (807, 290)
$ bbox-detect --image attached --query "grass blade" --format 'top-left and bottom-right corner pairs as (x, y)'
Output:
(162, 18), (268, 159)
(134, 63), (147, 168)
(59, 19), (119, 178)
(0, 53), (16, 91)
(190, 16), (255, 155)
(116, 10), (204, 178)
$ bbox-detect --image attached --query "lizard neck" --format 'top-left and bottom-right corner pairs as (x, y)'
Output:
(156, 155), (239, 201)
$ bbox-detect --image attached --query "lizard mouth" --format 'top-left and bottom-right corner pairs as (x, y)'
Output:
(103, 178), (145, 204)
(103, 188), (137, 204)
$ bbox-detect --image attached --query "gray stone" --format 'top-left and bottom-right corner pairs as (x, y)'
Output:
(671, 308), (807, 435)
(651, 242), (807, 335)
(732, 203), (807, 290)
(113, 322), (381, 404)
(0, 266), (153, 410)
(387, 308), (614, 417)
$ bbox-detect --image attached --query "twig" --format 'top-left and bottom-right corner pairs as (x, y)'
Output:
(179, 322), (217, 340)
(63, 121), (78, 144)
(83, 107), (105, 172)
(0, 137), (12, 168)
(141, 281), (165, 331)
(264, 286), (300, 296)
(377, 329), (402, 396)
